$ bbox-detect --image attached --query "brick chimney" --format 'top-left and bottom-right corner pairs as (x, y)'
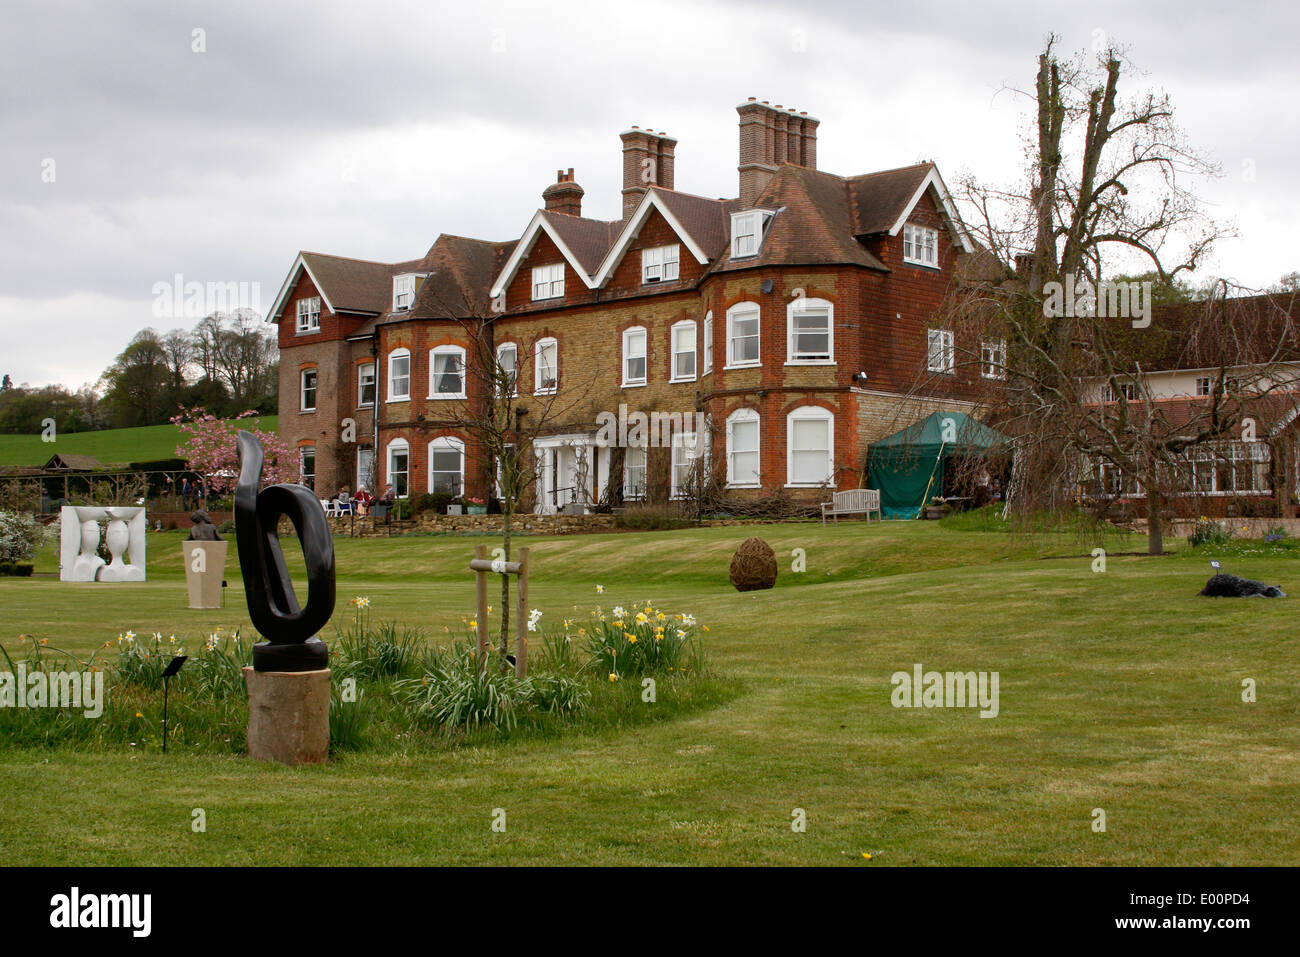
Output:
(737, 98), (819, 206)
(542, 168), (584, 217)
(620, 126), (676, 219)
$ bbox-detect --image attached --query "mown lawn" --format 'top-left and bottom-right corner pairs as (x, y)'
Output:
(1, 519), (1296, 865)
(0, 416), (277, 467)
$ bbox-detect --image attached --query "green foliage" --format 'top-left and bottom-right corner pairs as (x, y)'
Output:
(614, 505), (694, 530)
(582, 601), (706, 678)
(1189, 517), (1235, 548)
(0, 510), (44, 564)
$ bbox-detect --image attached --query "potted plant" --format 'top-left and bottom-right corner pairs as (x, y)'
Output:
(466, 496), (487, 515)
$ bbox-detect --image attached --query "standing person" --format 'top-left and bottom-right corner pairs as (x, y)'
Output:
(194, 477), (206, 509)
(381, 485), (396, 505)
(181, 477), (192, 511)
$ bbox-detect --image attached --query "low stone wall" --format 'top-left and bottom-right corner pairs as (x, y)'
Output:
(321, 512), (617, 538)
(1145, 517), (1300, 539)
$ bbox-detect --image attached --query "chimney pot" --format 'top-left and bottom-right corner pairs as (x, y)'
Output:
(543, 168), (584, 216)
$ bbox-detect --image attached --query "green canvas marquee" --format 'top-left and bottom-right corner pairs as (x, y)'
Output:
(866, 412), (1009, 518)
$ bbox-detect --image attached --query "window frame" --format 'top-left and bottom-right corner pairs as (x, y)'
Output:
(386, 438), (410, 499)
(927, 328), (955, 375)
(730, 210), (771, 259)
(535, 337), (558, 395)
(299, 367), (317, 412)
(670, 429), (704, 498)
(725, 302), (761, 369)
(622, 443), (647, 502)
(387, 348), (411, 402)
(531, 263), (565, 301)
(299, 444), (316, 490)
(496, 342), (518, 397)
(296, 296), (321, 333)
(786, 406), (835, 488)
(622, 326), (648, 388)
(427, 436), (466, 496)
(428, 344), (467, 400)
(725, 408), (761, 488)
(392, 274), (416, 312)
(786, 297), (834, 365)
(703, 311), (713, 374)
(641, 244), (681, 284)
(981, 338), (1006, 380)
(671, 319), (697, 383)
(1195, 376), (1212, 397)
(357, 361), (376, 408)
(903, 223), (939, 267)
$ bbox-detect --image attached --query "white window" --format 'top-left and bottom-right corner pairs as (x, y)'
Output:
(429, 345), (466, 399)
(1196, 376), (1212, 397)
(903, 224), (939, 267)
(300, 368), (317, 411)
(671, 429), (704, 498)
(787, 407), (834, 487)
(357, 362), (376, 407)
(535, 337), (558, 394)
(927, 329), (954, 374)
(299, 445), (316, 490)
(386, 439), (409, 498)
(726, 302), (761, 368)
(296, 297), (321, 332)
(671, 320), (697, 382)
(1106, 381), (1140, 402)
(726, 408), (760, 487)
(731, 210), (771, 259)
(393, 274), (416, 311)
(387, 349), (411, 401)
(623, 445), (646, 501)
(531, 263), (565, 300)
(428, 436), (465, 495)
(981, 339), (1006, 380)
(787, 298), (833, 363)
(642, 244), (680, 283)
(496, 343), (518, 397)
(622, 327), (647, 386)
(356, 446), (375, 491)
(703, 311), (713, 374)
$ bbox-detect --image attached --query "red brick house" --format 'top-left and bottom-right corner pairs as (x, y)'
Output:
(266, 99), (992, 511)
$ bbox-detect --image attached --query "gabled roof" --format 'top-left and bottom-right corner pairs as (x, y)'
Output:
(489, 210), (620, 298)
(43, 453), (103, 471)
(591, 187), (725, 286)
(846, 163), (972, 251)
(266, 250), (421, 322)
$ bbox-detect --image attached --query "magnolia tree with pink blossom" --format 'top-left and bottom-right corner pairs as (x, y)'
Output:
(172, 409), (300, 493)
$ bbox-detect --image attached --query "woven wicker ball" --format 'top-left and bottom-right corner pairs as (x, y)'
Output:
(729, 537), (777, 592)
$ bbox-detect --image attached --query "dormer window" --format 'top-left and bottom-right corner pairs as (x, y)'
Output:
(731, 210), (772, 259)
(393, 274), (416, 311)
(903, 224), (939, 267)
(642, 244), (680, 284)
(532, 263), (565, 300)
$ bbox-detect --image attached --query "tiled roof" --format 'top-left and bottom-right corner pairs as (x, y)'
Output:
(538, 211), (621, 276)
(845, 163), (936, 236)
(299, 251), (397, 315)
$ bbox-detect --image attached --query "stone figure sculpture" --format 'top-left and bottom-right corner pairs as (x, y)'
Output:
(234, 430), (336, 671)
(59, 506), (147, 582)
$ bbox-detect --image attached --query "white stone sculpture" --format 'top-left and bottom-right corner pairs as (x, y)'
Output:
(59, 506), (147, 582)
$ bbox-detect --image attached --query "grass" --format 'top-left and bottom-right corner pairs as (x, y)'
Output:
(1, 518), (1297, 865)
(0, 416), (277, 467)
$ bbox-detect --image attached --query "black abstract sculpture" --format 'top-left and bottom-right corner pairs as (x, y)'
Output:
(235, 430), (336, 671)
(1199, 573), (1286, 598)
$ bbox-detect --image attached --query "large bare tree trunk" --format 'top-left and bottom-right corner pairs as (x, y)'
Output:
(1147, 489), (1165, 555)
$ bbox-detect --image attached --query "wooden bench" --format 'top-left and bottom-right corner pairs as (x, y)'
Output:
(821, 488), (882, 525)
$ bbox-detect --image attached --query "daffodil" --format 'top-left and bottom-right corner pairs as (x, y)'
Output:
(596, 585), (605, 594)
(635, 612), (648, 625)
(468, 619), (478, 630)
(608, 673), (619, 682)
(612, 606), (626, 619)
(628, 635), (637, 644)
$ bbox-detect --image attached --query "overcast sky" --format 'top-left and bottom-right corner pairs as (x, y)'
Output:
(2, 0), (1295, 390)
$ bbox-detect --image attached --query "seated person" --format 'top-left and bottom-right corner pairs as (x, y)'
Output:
(353, 486), (374, 515)
(335, 487), (353, 513)
(186, 510), (223, 541)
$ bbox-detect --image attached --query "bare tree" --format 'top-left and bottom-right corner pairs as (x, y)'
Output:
(929, 37), (1298, 554)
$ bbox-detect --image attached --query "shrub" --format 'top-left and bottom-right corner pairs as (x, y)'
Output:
(1189, 517), (1235, 548)
(413, 492), (455, 515)
(0, 510), (43, 564)
(0, 563), (34, 576)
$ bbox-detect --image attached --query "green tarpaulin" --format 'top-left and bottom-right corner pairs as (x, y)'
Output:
(866, 412), (1009, 518)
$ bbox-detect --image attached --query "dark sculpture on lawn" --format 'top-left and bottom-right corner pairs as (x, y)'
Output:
(1199, 573), (1286, 598)
(235, 430), (336, 671)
